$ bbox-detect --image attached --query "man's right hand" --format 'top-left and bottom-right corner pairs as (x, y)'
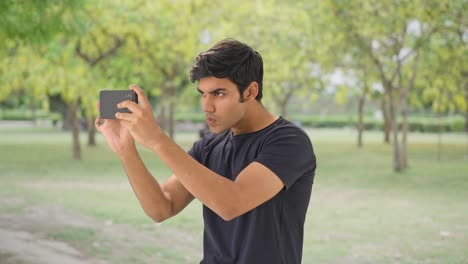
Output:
(95, 103), (136, 156)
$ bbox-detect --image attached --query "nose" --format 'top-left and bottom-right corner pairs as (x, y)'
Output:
(202, 96), (215, 113)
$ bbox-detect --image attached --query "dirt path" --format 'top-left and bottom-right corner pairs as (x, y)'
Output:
(0, 228), (97, 264)
(0, 196), (201, 264)
(0, 201), (106, 264)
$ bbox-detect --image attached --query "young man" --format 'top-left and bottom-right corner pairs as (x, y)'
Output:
(95, 39), (316, 264)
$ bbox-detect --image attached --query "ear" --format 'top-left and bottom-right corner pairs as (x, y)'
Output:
(243, 82), (259, 101)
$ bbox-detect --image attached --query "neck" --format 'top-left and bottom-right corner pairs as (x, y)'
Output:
(231, 102), (278, 135)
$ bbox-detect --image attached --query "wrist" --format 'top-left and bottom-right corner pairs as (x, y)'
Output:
(149, 128), (168, 153)
(116, 144), (138, 161)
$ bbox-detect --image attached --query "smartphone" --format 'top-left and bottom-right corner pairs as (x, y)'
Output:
(99, 90), (138, 119)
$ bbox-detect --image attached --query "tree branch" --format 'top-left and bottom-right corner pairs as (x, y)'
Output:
(75, 32), (124, 66)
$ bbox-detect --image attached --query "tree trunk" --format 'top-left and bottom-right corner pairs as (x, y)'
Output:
(381, 94), (391, 144)
(437, 113), (443, 161)
(400, 52), (419, 169)
(437, 87), (445, 161)
(60, 111), (71, 130)
(465, 78), (468, 162)
(168, 87), (175, 140)
(69, 100), (81, 160)
(87, 115), (96, 146)
(158, 87), (167, 131)
(278, 89), (293, 118)
(388, 87), (402, 172)
(465, 79), (468, 133)
(400, 88), (408, 169)
(279, 101), (287, 118)
(357, 92), (365, 148)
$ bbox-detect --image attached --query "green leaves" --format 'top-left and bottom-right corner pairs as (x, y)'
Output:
(1, 0), (465, 118)
(0, 0), (84, 44)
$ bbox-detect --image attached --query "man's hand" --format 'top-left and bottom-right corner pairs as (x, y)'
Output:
(95, 107), (136, 156)
(115, 84), (162, 150)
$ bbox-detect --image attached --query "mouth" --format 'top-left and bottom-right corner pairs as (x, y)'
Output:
(206, 117), (216, 126)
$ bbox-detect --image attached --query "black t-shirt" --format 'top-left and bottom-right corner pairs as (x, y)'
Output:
(189, 117), (316, 264)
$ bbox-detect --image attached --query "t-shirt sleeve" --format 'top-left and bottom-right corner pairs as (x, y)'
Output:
(188, 133), (217, 164)
(188, 138), (204, 163)
(255, 127), (316, 189)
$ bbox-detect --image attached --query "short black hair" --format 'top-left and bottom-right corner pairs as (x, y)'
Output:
(190, 38), (263, 102)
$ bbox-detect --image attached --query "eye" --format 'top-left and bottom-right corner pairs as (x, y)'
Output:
(214, 91), (225, 97)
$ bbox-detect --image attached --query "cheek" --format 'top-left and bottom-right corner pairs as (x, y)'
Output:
(219, 100), (245, 121)
(220, 97), (241, 111)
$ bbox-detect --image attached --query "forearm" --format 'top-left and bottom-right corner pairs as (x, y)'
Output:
(118, 150), (173, 222)
(151, 132), (240, 220)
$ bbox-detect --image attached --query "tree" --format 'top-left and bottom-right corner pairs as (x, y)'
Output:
(0, 44), (51, 123)
(0, 0), (83, 44)
(0, 0), (87, 160)
(323, 0), (460, 171)
(414, 8), (467, 159)
(203, 0), (322, 117)
(44, 38), (99, 160)
(126, 0), (202, 139)
(74, 29), (126, 146)
(311, 10), (382, 147)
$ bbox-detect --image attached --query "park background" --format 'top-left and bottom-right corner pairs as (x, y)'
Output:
(0, 0), (467, 263)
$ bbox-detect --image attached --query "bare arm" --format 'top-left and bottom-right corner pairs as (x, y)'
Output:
(150, 132), (284, 221)
(119, 149), (194, 223)
(116, 85), (284, 221)
(95, 90), (193, 223)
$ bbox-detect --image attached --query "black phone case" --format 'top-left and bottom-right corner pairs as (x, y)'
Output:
(100, 90), (138, 119)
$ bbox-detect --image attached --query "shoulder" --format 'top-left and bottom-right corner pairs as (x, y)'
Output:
(257, 117), (315, 160)
(263, 117), (312, 145)
(254, 117), (316, 188)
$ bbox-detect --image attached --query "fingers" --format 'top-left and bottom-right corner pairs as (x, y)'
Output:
(115, 112), (135, 122)
(96, 101), (101, 129)
(115, 84), (154, 124)
(97, 88), (108, 116)
(117, 100), (140, 114)
(95, 116), (102, 131)
(129, 84), (150, 108)
(96, 114), (120, 130)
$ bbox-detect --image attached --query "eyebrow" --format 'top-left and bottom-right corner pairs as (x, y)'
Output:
(197, 88), (227, 94)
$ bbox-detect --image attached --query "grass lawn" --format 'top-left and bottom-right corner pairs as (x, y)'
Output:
(0, 125), (467, 263)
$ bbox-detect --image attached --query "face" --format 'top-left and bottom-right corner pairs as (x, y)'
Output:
(198, 77), (247, 134)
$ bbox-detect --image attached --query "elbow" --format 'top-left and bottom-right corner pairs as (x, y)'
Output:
(215, 192), (244, 221)
(217, 207), (241, 222)
(149, 214), (167, 223)
(221, 215), (236, 222)
(140, 198), (174, 223)
(144, 208), (171, 223)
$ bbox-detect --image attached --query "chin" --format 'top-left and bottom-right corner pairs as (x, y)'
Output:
(209, 126), (228, 135)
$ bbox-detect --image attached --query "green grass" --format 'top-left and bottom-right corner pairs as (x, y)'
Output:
(49, 227), (97, 247)
(0, 125), (467, 263)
